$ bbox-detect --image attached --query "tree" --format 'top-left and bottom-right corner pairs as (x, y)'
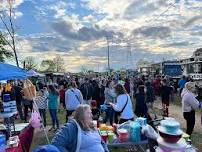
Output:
(40, 55), (65, 72)
(40, 59), (56, 72)
(0, 34), (13, 62)
(137, 59), (154, 68)
(22, 56), (38, 70)
(80, 65), (88, 74)
(53, 55), (65, 72)
(0, 0), (19, 66)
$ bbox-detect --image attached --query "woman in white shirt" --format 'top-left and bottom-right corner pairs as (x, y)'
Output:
(181, 82), (201, 136)
(110, 84), (134, 124)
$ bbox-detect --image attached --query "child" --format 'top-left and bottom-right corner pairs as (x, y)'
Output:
(34, 90), (47, 127)
(134, 85), (148, 117)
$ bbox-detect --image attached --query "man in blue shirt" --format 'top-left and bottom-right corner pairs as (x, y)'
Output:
(178, 76), (187, 94)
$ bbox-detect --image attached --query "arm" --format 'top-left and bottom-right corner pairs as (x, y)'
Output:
(186, 94), (200, 110)
(51, 123), (76, 152)
(111, 95), (125, 112)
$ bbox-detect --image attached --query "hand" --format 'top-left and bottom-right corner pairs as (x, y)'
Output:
(109, 102), (114, 107)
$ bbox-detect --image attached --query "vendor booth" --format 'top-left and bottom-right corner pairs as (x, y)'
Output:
(0, 63), (47, 152)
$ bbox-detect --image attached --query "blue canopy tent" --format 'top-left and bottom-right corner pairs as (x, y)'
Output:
(0, 62), (50, 143)
(0, 62), (28, 81)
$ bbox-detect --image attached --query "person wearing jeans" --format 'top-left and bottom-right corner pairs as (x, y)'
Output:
(49, 109), (59, 129)
(48, 85), (59, 131)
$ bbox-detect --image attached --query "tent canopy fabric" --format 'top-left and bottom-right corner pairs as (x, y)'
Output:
(0, 62), (28, 80)
(27, 70), (45, 77)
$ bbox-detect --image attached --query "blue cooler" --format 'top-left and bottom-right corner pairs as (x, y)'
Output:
(0, 134), (6, 152)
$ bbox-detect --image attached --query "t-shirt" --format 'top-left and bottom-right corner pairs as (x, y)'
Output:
(48, 93), (59, 109)
(34, 95), (47, 109)
(178, 79), (186, 89)
(80, 130), (104, 152)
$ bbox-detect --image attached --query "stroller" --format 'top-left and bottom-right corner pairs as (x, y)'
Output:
(90, 100), (101, 120)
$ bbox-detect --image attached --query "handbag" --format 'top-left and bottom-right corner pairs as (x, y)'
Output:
(29, 111), (41, 128)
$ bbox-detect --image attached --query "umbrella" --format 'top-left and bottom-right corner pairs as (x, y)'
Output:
(0, 62), (28, 80)
(27, 70), (45, 77)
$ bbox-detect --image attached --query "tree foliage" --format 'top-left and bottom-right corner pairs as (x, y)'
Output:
(0, 34), (13, 62)
(53, 55), (65, 72)
(40, 55), (65, 72)
(0, 0), (19, 66)
(40, 59), (56, 72)
(22, 56), (38, 70)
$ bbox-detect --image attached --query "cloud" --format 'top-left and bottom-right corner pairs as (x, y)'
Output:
(161, 41), (193, 48)
(6, 0), (202, 72)
(184, 15), (202, 27)
(51, 20), (117, 41)
(191, 31), (202, 36)
(123, 0), (167, 19)
(13, 11), (23, 19)
(133, 26), (171, 39)
(0, 0), (24, 11)
(83, 15), (96, 23)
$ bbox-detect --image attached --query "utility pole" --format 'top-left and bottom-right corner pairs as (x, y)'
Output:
(106, 36), (110, 73)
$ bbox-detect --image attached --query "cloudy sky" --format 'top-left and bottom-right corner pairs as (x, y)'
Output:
(0, 0), (202, 72)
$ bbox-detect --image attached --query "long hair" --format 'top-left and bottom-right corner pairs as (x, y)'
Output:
(114, 84), (126, 96)
(138, 85), (145, 95)
(106, 80), (112, 88)
(48, 85), (59, 96)
(73, 104), (94, 131)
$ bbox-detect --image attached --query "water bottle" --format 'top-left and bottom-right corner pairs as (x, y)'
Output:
(0, 134), (6, 152)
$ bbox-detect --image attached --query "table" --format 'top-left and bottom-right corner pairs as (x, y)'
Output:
(108, 140), (148, 152)
(6, 142), (23, 152)
(0, 112), (17, 137)
(6, 124), (34, 152)
(11, 123), (29, 135)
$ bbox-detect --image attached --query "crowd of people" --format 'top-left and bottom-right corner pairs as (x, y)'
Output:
(0, 74), (201, 142)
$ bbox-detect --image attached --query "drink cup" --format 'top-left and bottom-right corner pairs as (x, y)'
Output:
(108, 132), (114, 143)
(101, 132), (108, 143)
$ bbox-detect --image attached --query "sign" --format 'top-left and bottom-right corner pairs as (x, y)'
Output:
(190, 73), (202, 80)
(163, 64), (182, 77)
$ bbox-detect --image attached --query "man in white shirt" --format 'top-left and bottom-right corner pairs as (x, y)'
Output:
(65, 81), (83, 122)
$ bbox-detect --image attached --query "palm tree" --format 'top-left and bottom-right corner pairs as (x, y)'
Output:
(0, 35), (13, 62)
